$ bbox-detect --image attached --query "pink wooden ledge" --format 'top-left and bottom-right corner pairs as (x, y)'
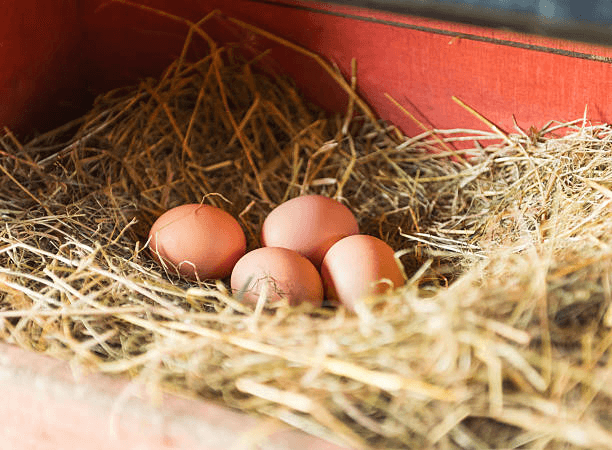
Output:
(0, 341), (350, 450)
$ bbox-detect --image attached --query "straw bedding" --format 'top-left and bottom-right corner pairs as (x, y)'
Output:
(1, 5), (612, 449)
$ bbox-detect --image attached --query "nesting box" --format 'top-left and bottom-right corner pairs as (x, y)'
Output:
(2, 1), (612, 449)
(4, 0), (612, 137)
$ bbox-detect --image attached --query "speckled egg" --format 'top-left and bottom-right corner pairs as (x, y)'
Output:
(148, 204), (246, 281)
(261, 195), (359, 268)
(231, 247), (323, 306)
(321, 234), (405, 309)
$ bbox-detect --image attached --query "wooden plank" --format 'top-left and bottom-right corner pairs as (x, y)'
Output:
(0, 1), (85, 134)
(81, 0), (612, 137)
(0, 341), (349, 450)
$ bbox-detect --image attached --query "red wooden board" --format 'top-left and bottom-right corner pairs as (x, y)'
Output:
(0, 1), (84, 135)
(0, 341), (349, 449)
(2, 0), (612, 137)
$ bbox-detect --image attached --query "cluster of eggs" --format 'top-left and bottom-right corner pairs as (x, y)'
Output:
(148, 195), (405, 309)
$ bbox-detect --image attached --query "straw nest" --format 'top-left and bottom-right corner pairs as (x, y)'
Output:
(1, 5), (612, 449)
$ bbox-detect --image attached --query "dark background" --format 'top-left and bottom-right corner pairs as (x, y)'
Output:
(314, 0), (612, 46)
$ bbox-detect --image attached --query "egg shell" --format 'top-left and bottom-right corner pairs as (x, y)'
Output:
(231, 247), (323, 307)
(148, 204), (246, 280)
(261, 195), (359, 268)
(321, 234), (405, 309)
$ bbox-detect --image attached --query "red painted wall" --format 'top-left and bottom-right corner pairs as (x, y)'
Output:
(2, 0), (612, 137)
(0, 1), (84, 135)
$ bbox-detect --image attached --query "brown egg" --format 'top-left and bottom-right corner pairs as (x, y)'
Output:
(231, 247), (323, 306)
(148, 204), (246, 280)
(321, 234), (405, 309)
(261, 195), (359, 268)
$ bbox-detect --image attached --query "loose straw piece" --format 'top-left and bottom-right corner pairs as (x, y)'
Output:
(166, 321), (459, 401)
(227, 16), (381, 130)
